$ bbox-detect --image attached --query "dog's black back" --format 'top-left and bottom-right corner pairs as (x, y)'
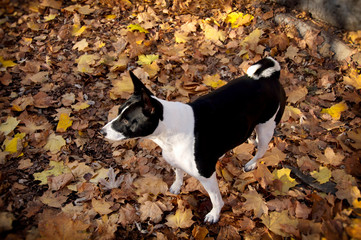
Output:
(190, 59), (286, 177)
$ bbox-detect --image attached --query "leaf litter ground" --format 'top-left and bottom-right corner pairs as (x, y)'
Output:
(1, 0), (361, 239)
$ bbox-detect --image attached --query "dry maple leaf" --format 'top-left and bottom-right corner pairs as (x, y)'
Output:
(38, 190), (68, 208)
(261, 210), (299, 237)
(310, 166), (332, 184)
(242, 188), (268, 218)
(44, 133), (66, 153)
(118, 203), (140, 227)
(17, 112), (51, 134)
(0, 116), (20, 136)
(38, 210), (90, 240)
(92, 198), (113, 215)
(316, 147), (344, 166)
(140, 201), (167, 223)
(133, 175), (168, 197)
(99, 167), (124, 190)
(166, 208), (195, 229)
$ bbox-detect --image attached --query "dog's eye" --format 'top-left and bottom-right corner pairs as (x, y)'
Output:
(121, 119), (129, 124)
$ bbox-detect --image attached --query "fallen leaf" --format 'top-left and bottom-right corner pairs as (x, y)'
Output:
(225, 12), (254, 28)
(0, 117), (20, 136)
(43, 133), (66, 153)
(261, 210), (299, 237)
(287, 86), (308, 104)
(311, 166), (332, 184)
(346, 218), (361, 240)
(343, 69), (361, 89)
(92, 198), (113, 215)
(202, 23), (226, 42)
(140, 201), (167, 223)
(0, 56), (17, 68)
(137, 54), (159, 65)
(166, 208), (195, 229)
(127, 24), (149, 33)
(321, 101), (348, 120)
(39, 190), (68, 208)
(56, 113), (73, 132)
(71, 101), (90, 111)
(72, 24), (87, 36)
(134, 175), (168, 197)
(316, 147), (344, 166)
(272, 168), (297, 195)
(99, 167), (124, 190)
(242, 188), (268, 218)
(0, 212), (15, 232)
(175, 31), (189, 43)
(73, 39), (88, 51)
(33, 160), (72, 185)
(192, 225), (209, 240)
(38, 211), (90, 239)
(202, 74), (227, 89)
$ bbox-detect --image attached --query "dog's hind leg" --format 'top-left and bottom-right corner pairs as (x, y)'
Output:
(199, 172), (224, 223)
(169, 168), (184, 194)
(244, 109), (278, 172)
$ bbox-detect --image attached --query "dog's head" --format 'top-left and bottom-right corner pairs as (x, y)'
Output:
(101, 72), (163, 141)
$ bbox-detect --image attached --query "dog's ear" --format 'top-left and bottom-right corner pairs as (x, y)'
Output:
(140, 88), (155, 115)
(129, 71), (153, 96)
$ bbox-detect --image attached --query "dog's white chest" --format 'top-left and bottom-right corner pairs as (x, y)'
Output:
(147, 99), (201, 178)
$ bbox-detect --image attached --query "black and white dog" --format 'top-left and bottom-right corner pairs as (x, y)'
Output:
(101, 57), (286, 223)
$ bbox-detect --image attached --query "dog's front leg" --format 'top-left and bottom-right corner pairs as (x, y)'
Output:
(169, 168), (184, 194)
(199, 172), (224, 223)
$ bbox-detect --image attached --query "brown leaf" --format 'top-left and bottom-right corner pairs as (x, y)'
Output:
(33, 92), (53, 108)
(38, 210), (90, 240)
(242, 188), (268, 218)
(118, 203), (139, 227)
(139, 201), (167, 223)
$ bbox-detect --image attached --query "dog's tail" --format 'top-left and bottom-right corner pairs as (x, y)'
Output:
(246, 57), (281, 81)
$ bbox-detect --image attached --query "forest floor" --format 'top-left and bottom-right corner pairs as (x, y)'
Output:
(1, 0), (361, 239)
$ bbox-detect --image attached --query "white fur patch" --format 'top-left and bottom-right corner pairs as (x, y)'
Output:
(247, 57), (281, 80)
(101, 105), (130, 141)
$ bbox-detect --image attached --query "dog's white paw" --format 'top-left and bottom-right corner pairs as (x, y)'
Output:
(169, 182), (182, 195)
(204, 209), (221, 224)
(244, 162), (257, 172)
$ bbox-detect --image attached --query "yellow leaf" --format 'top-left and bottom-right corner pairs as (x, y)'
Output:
(44, 14), (57, 22)
(203, 74), (227, 89)
(3, 133), (25, 154)
(71, 102), (90, 111)
(261, 210), (298, 237)
(56, 113), (73, 133)
(0, 117), (20, 136)
(44, 133), (66, 153)
(105, 14), (116, 20)
(202, 23), (226, 42)
(72, 39), (88, 51)
(166, 208), (195, 229)
(127, 24), (149, 33)
(75, 54), (99, 73)
(321, 101), (348, 120)
(137, 54), (159, 65)
(72, 24), (87, 36)
(272, 168), (297, 195)
(240, 28), (264, 52)
(110, 75), (134, 98)
(143, 61), (160, 78)
(33, 161), (71, 185)
(226, 12), (254, 28)
(0, 56), (17, 68)
(346, 218), (361, 240)
(311, 166), (331, 184)
(175, 31), (189, 43)
(344, 69), (361, 90)
(92, 198), (113, 215)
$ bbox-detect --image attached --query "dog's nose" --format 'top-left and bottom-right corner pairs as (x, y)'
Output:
(100, 128), (107, 137)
